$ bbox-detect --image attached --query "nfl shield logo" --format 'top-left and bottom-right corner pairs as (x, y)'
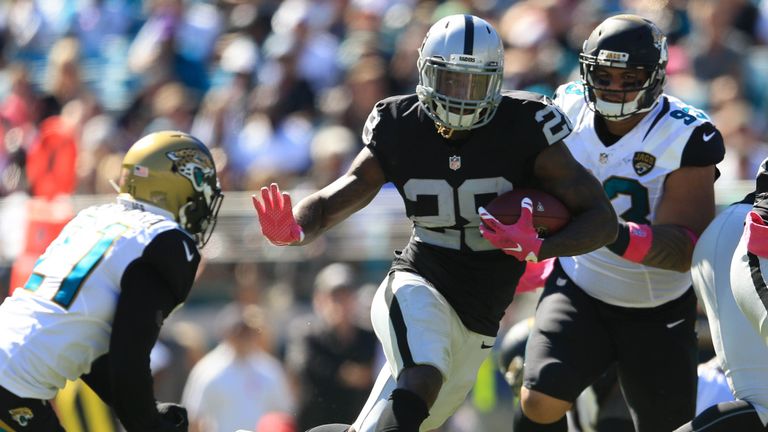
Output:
(632, 152), (656, 176)
(449, 155), (461, 171)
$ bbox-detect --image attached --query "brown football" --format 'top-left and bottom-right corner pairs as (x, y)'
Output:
(484, 188), (570, 237)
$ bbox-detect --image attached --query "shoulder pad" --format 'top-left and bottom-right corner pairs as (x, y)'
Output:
(664, 95), (713, 129)
(552, 81), (587, 120)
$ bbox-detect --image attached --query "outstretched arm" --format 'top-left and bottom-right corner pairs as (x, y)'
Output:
(254, 147), (387, 245)
(534, 141), (618, 260)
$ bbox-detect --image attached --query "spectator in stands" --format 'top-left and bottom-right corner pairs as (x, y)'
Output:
(182, 303), (294, 432)
(285, 263), (378, 431)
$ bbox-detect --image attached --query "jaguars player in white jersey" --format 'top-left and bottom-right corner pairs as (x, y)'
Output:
(254, 14), (617, 432)
(0, 131), (223, 432)
(675, 159), (768, 431)
(517, 15), (725, 432)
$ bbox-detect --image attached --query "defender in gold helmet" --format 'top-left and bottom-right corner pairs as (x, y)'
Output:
(0, 130), (223, 431)
(118, 131), (223, 247)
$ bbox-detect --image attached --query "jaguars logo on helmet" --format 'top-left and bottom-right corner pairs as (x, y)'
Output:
(119, 131), (223, 247)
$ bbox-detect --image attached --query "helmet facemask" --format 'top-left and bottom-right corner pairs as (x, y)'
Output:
(167, 149), (224, 248)
(417, 56), (503, 131)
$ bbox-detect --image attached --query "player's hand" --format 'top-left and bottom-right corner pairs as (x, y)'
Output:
(156, 402), (188, 432)
(252, 183), (304, 246)
(478, 198), (543, 262)
(746, 211), (768, 258)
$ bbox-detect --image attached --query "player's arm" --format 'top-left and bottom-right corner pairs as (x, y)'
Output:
(534, 141), (618, 259)
(106, 229), (198, 431)
(644, 165), (717, 272)
(255, 147), (387, 245)
(606, 123), (724, 272)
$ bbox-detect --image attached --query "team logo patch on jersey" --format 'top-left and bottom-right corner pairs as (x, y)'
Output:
(9, 407), (33, 426)
(632, 152), (656, 176)
(449, 155), (461, 171)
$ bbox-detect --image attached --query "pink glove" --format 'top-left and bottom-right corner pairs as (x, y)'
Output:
(252, 183), (304, 246)
(479, 198), (543, 262)
(746, 211), (768, 258)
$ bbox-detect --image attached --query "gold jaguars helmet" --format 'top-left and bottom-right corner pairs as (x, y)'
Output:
(118, 131), (223, 247)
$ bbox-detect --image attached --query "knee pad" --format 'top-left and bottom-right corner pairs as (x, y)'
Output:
(375, 389), (429, 432)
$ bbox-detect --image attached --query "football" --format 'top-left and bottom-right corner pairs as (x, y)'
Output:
(484, 188), (570, 236)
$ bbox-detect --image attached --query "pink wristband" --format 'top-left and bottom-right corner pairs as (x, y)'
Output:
(623, 222), (653, 263)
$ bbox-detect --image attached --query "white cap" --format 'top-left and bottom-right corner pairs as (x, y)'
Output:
(220, 36), (259, 74)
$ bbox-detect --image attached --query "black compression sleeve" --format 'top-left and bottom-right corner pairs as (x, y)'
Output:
(110, 260), (181, 431)
(80, 354), (113, 405)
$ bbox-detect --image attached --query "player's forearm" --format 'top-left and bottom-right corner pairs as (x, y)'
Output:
(538, 207), (618, 260)
(642, 225), (695, 272)
(294, 176), (381, 244)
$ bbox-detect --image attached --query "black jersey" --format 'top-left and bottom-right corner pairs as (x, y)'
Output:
(363, 91), (572, 335)
(751, 158), (768, 219)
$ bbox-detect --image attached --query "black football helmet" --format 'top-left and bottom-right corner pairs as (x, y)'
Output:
(579, 14), (668, 120)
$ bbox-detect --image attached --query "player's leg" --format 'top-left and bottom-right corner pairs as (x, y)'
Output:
(673, 400), (767, 431)
(733, 235), (768, 345)
(352, 271), (493, 432)
(519, 260), (616, 431)
(614, 288), (698, 432)
(674, 203), (768, 431)
(0, 386), (65, 432)
(720, 234), (768, 428)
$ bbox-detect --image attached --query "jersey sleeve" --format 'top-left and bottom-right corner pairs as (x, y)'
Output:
(361, 99), (395, 180)
(681, 122), (726, 168)
(510, 92), (573, 148)
(143, 228), (200, 301)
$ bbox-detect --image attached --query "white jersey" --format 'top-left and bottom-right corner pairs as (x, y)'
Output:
(0, 198), (188, 399)
(553, 81), (722, 307)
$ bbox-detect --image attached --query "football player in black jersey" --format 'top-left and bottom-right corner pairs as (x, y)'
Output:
(254, 14), (616, 432)
(517, 15), (726, 432)
(0, 131), (223, 432)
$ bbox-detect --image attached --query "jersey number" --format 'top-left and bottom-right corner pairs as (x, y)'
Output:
(23, 222), (128, 308)
(403, 177), (513, 251)
(603, 177), (651, 224)
(535, 105), (571, 144)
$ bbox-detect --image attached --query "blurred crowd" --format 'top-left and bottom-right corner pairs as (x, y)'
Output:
(2, 0), (768, 201)
(2, 0), (768, 430)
